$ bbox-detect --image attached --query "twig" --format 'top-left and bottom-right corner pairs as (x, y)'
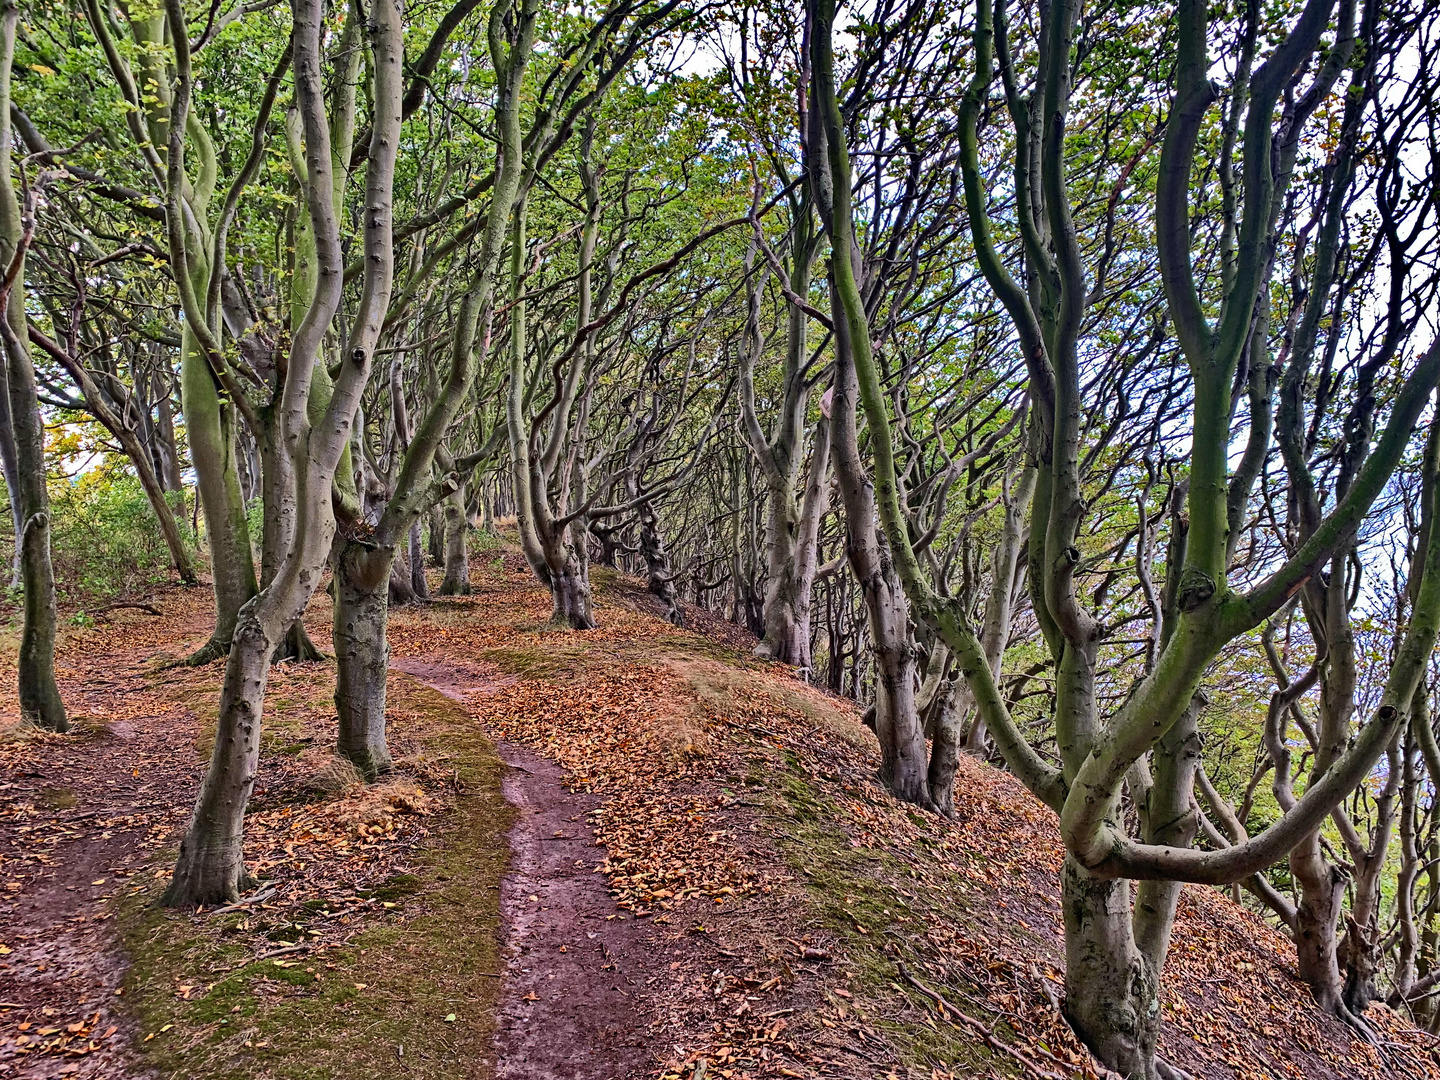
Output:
(209, 885), (278, 916)
(896, 962), (1066, 1080)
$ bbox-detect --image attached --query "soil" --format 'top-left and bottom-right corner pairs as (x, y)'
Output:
(492, 744), (656, 1080)
(0, 620), (194, 1079)
(391, 657), (662, 1080)
(4, 561), (1439, 1080)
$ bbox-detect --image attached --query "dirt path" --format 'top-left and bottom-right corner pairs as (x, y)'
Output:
(390, 656), (661, 1080)
(0, 615), (199, 1079)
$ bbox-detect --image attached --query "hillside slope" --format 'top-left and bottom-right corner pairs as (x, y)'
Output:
(382, 552), (1439, 1080)
(1, 549), (1436, 1080)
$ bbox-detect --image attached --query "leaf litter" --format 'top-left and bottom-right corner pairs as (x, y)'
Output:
(0, 552), (1436, 1078)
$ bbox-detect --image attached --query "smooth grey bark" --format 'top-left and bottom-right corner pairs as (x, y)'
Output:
(925, 677), (961, 815)
(153, 368), (185, 492)
(408, 519), (429, 599)
(740, 217), (828, 669)
(333, 539), (394, 777)
(326, 0), (528, 770)
(828, 284), (928, 807)
(437, 446), (472, 595)
(182, 331), (260, 665)
(332, 291), (487, 773)
(164, 0), (402, 905)
(0, 293), (20, 590)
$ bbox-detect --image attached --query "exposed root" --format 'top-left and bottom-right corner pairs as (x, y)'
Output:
(1335, 1000), (1390, 1063)
(181, 637), (228, 667)
(896, 961), (1071, 1079)
(272, 620), (326, 664)
(1154, 1057), (1195, 1080)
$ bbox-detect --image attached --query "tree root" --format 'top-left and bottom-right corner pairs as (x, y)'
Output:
(182, 637), (228, 667)
(1154, 1058), (1195, 1080)
(272, 621), (326, 664)
(1332, 999), (1391, 1065)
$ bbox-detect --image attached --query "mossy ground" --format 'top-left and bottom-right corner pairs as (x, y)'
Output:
(117, 679), (513, 1080)
(759, 751), (1019, 1077)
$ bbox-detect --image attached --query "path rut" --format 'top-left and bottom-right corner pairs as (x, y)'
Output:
(390, 656), (659, 1080)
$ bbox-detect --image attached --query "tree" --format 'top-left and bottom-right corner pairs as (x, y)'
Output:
(809, 0), (1440, 1073)
(164, 0), (402, 905)
(0, 0), (64, 731)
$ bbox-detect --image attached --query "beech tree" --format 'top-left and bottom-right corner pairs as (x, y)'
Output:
(0, 0), (65, 731)
(163, 0), (402, 905)
(809, 0), (1440, 1073)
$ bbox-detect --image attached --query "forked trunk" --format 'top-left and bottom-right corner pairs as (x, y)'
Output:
(1062, 859), (1164, 1079)
(865, 565), (926, 804)
(1290, 832), (1348, 1015)
(333, 539), (395, 779)
(757, 490), (808, 664)
(182, 330), (259, 665)
(829, 283), (927, 807)
(549, 544), (595, 629)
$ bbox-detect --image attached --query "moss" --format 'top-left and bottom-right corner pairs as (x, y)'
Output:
(39, 785), (78, 809)
(764, 752), (1017, 1077)
(118, 682), (513, 1080)
(364, 873), (423, 902)
(482, 644), (577, 679)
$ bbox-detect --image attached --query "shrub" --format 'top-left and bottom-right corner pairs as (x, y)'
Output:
(0, 463), (195, 607)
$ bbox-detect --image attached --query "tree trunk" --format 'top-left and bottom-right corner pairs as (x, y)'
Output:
(0, 11), (64, 730)
(4, 321), (64, 731)
(1061, 860), (1163, 1079)
(162, 609), (270, 905)
(254, 413), (322, 664)
(182, 330), (259, 665)
(638, 501), (683, 626)
(438, 478), (471, 595)
(829, 283), (928, 807)
(757, 483), (807, 662)
(926, 679), (961, 816)
(0, 328), (22, 591)
(965, 460), (1033, 754)
(333, 539), (395, 779)
(1289, 833), (1348, 1013)
(548, 533), (594, 629)
(408, 519), (429, 599)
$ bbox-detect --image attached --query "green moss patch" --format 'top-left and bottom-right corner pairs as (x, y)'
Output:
(118, 684), (513, 1080)
(763, 752), (1017, 1077)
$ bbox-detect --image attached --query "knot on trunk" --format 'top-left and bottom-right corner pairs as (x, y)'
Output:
(1177, 567), (1215, 612)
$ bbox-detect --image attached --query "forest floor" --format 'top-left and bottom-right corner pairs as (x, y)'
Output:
(2, 544), (1439, 1080)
